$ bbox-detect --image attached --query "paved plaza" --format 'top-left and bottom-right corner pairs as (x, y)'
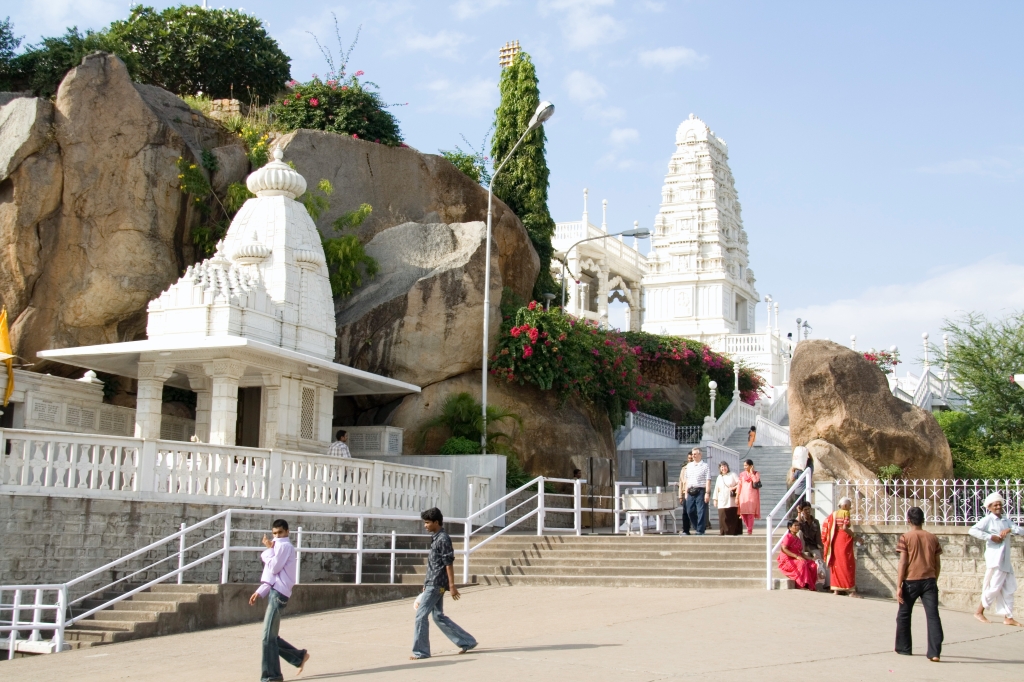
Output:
(5, 586), (1023, 681)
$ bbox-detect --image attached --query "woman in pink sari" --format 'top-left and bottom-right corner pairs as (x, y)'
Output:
(778, 519), (818, 590)
(737, 459), (761, 534)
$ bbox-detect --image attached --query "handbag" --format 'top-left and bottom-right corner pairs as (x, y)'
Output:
(750, 473), (762, 490)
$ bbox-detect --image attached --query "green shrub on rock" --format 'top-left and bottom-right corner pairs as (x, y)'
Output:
(272, 75), (403, 145)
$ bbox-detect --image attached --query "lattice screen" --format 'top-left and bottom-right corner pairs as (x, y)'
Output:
(300, 386), (316, 440)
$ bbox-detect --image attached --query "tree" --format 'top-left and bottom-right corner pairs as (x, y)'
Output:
(491, 52), (557, 299)
(7, 27), (132, 97)
(937, 312), (1024, 477)
(106, 5), (290, 101)
(0, 17), (21, 90)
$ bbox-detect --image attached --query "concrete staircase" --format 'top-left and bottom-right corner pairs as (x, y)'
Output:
(723, 429), (796, 523)
(365, 534), (770, 588)
(64, 584), (221, 649)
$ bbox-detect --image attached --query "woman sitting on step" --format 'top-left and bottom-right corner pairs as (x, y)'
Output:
(778, 519), (818, 590)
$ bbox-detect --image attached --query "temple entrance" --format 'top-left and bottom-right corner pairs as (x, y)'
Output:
(235, 387), (262, 447)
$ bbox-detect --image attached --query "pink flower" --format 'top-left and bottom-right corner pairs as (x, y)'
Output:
(341, 86), (349, 91)
(523, 346), (533, 359)
(510, 326), (522, 338)
(352, 134), (359, 139)
(608, 389), (616, 395)
(283, 99), (291, 106)
(528, 328), (539, 344)
(309, 98), (319, 107)
(354, 70), (364, 77)
(527, 301), (537, 311)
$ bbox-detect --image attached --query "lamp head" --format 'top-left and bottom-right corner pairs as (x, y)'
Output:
(620, 228), (651, 238)
(527, 101), (555, 131)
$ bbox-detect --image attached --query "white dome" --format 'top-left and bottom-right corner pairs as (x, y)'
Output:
(246, 147), (307, 199)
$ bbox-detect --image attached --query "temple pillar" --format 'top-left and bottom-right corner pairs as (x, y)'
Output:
(134, 362), (175, 440)
(629, 284), (642, 331)
(188, 375), (212, 443)
(206, 360), (246, 446)
(597, 262), (609, 325)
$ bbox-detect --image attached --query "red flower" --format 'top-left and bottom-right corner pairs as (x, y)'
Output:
(283, 99), (291, 106)
(523, 346), (533, 358)
(527, 301), (537, 310)
(309, 98), (319, 107)
(341, 86), (349, 91)
(528, 328), (539, 344)
(354, 70), (365, 77)
(352, 134), (359, 139)
(510, 326), (522, 338)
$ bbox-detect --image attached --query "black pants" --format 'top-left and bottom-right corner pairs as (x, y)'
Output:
(895, 578), (943, 659)
(680, 501), (691, 533)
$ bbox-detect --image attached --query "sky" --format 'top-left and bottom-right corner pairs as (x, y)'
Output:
(9, 0), (1024, 374)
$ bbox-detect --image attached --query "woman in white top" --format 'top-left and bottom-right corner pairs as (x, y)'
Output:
(714, 462), (742, 535)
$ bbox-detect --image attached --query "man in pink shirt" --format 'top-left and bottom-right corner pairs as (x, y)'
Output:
(249, 519), (310, 682)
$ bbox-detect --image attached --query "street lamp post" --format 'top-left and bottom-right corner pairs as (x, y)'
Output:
(481, 101), (555, 454)
(559, 228), (651, 310)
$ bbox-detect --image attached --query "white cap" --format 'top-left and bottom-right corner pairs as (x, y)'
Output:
(984, 492), (1005, 508)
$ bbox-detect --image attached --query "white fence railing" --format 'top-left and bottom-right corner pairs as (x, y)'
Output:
(765, 387), (788, 424)
(675, 425), (702, 444)
(704, 399), (757, 444)
(754, 415), (790, 447)
(831, 479), (1024, 526)
(632, 411), (676, 439)
(0, 476), (583, 655)
(0, 427), (451, 515)
(705, 442), (743, 477)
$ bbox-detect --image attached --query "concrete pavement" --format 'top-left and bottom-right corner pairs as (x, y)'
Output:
(3, 586), (1022, 681)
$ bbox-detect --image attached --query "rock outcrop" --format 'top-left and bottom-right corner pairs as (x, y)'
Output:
(0, 53), (247, 370)
(387, 371), (616, 478)
(789, 340), (953, 479)
(336, 221), (501, 388)
(278, 130), (539, 301)
(806, 438), (876, 481)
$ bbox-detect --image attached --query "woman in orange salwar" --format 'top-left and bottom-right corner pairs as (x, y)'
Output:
(737, 459), (761, 535)
(822, 497), (859, 596)
(778, 519), (818, 590)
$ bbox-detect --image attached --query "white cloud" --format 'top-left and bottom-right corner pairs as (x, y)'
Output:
(638, 46), (709, 71)
(787, 257), (1024, 374)
(916, 157), (1019, 179)
(422, 77), (498, 114)
(564, 70), (606, 103)
(402, 30), (470, 58)
(609, 127), (639, 146)
(451, 0), (509, 19)
(542, 0), (624, 50)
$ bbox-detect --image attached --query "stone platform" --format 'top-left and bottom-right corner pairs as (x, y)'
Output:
(3, 586), (1021, 681)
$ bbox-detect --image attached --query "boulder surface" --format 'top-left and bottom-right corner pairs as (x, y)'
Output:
(789, 340), (953, 479)
(387, 371), (616, 478)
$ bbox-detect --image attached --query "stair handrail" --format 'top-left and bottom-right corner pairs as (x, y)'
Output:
(754, 415), (790, 447)
(766, 388), (788, 424)
(706, 399), (756, 443)
(764, 466), (814, 589)
(704, 442), (743, 479)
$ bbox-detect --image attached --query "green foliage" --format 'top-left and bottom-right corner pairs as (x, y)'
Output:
(182, 94), (212, 115)
(505, 452), (531, 490)
(438, 436), (480, 455)
(300, 178), (334, 221)
(225, 182), (255, 213)
(272, 76), (402, 145)
(491, 52), (557, 299)
(334, 203), (373, 230)
(683, 374), (734, 428)
(0, 17), (22, 90)
(106, 5), (290, 101)
(320, 203), (378, 298)
(6, 27), (133, 97)
(877, 464), (904, 481)
(176, 156), (211, 199)
(440, 147), (490, 186)
(200, 149), (219, 174)
(936, 410), (1024, 479)
(222, 115), (273, 169)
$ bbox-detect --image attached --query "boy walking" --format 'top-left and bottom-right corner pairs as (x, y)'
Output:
(894, 506), (943, 662)
(249, 519), (310, 682)
(411, 508), (477, 660)
(969, 492), (1024, 626)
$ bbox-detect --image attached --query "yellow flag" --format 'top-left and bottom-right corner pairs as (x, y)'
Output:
(0, 307), (13, 407)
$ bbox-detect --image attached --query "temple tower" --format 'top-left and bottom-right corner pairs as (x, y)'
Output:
(641, 114), (759, 339)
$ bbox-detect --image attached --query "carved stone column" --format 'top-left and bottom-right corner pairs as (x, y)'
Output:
(597, 262), (610, 325)
(134, 362), (175, 440)
(205, 360), (246, 446)
(188, 375), (212, 443)
(629, 284), (642, 331)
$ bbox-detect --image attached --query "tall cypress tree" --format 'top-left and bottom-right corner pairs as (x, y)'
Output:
(491, 52), (557, 299)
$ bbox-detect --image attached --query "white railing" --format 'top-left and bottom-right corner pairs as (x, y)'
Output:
(765, 387), (788, 424)
(705, 442), (742, 477)
(754, 415), (790, 447)
(765, 466), (813, 589)
(0, 427), (451, 515)
(831, 479), (1024, 526)
(0, 476), (583, 654)
(675, 425), (702, 444)
(633, 411), (676, 439)
(467, 476), (489, 523)
(704, 399), (757, 443)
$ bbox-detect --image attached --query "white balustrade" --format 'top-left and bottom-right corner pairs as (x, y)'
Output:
(754, 415), (790, 447)
(765, 387), (788, 424)
(633, 411), (676, 439)
(831, 479), (1024, 526)
(705, 442), (742, 477)
(0, 427), (451, 515)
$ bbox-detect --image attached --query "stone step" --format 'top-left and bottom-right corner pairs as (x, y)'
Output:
(496, 565), (765, 578)
(67, 619), (138, 632)
(91, 610), (161, 622)
(148, 584), (221, 593)
(474, 574), (765, 589)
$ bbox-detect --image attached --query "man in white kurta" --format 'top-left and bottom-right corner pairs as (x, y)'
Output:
(968, 492), (1024, 626)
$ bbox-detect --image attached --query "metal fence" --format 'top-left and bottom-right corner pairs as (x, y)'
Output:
(832, 479), (1024, 525)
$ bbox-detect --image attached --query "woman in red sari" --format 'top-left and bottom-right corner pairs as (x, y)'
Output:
(737, 459), (761, 534)
(822, 497), (860, 596)
(778, 519), (818, 590)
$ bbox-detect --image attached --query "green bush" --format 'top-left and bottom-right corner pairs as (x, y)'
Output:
(440, 147), (490, 186)
(6, 27), (131, 97)
(438, 437), (480, 455)
(272, 76), (402, 145)
(936, 410), (1024, 479)
(877, 464), (904, 481)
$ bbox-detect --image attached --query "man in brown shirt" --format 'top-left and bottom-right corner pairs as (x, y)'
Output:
(894, 506), (944, 662)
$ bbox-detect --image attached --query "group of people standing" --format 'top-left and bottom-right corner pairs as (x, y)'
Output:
(776, 497), (858, 595)
(676, 447), (762, 535)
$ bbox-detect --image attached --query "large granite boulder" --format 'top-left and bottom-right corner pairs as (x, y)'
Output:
(0, 53), (246, 370)
(387, 371), (616, 478)
(789, 340), (953, 479)
(806, 438), (876, 481)
(278, 130), (539, 301)
(336, 221), (501, 388)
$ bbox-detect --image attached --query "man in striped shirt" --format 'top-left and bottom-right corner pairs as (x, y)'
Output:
(327, 430), (351, 458)
(683, 448), (711, 535)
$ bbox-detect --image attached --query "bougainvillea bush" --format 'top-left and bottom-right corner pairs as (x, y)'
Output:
(272, 73), (403, 145)
(863, 348), (900, 375)
(490, 300), (766, 426)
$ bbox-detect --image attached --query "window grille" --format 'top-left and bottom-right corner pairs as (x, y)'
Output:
(300, 387), (316, 440)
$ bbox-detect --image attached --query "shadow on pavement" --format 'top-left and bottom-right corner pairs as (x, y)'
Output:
(300, 658), (470, 679)
(479, 643), (621, 653)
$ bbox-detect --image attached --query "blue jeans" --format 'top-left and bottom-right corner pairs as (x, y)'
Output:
(685, 491), (708, 534)
(262, 590), (306, 682)
(412, 586), (477, 659)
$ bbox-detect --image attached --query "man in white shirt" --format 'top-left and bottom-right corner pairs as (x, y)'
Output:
(969, 493), (1024, 627)
(327, 430), (351, 458)
(681, 448), (711, 535)
(249, 519), (310, 681)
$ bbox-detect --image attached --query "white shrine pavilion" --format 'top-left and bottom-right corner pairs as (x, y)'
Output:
(38, 148), (419, 452)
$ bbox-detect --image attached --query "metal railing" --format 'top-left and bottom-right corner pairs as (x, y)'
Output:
(632, 412), (676, 439)
(0, 476), (583, 654)
(831, 479), (1024, 526)
(765, 466), (813, 589)
(675, 425), (702, 444)
(754, 415), (790, 447)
